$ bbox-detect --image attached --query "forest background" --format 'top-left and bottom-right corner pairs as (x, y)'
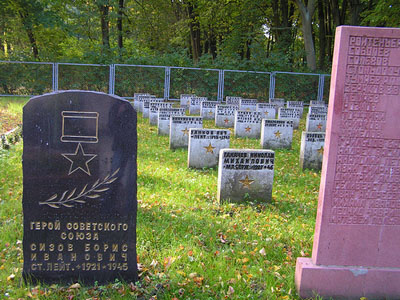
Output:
(1, 0), (399, 74)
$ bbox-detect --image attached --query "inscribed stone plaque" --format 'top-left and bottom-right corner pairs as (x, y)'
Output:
(138, 95), (156, 113)
(256, 103), (276, 119)
(305, 113), (327, 132)
(143, 98), (163, 119)
(157, 108), (186, 136)
(287, 101), (304, 117)
(187, 129), (230, 168)
(234, 111), (262, 138)
(239, 98), (258, 111)
(309, 100), (326, 107)
(299, 132), (325, 170)
(260, 119), (294, 150)
(133, 93), (149, 112)
(278, 107), (301, 129)
(169, 116), (203, 149)
(215, 104), (238, 128)
(295, 26), (400, 299)
(149, 102), (172, 126)
(200, 101), (220, 120)
(189, 97), (207, 115)
(180, 94), (195, 108)
(226, 96), (242, 106)
(269, 98), (285, 110)
(22, 91), (138, 284)
(308, 106), (328, 115)
(217, 149), (274, 203)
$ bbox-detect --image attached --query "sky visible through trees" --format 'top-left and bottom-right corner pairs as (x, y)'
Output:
(0, 0), (399, 72)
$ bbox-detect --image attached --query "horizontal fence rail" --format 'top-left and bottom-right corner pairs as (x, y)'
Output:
(0, 60), (330, 103)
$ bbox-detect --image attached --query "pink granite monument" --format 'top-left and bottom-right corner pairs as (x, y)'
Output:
(295, 26), (400, 299)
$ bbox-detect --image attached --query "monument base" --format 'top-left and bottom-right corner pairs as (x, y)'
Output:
(295, 257), (400, 299)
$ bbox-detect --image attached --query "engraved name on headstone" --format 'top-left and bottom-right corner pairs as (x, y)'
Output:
(278, 107), (301, 129)
(256, 103), (276, 119)
(158, 108), (186, 136)
(225, 96), (242, 106)
(309, 100), (327, 107)
(133, 94), (150, 112)
(215, 104), (238, 128)
(260, 119), (294, 149)
(306, 113), (327, 132)
(180, 94), (195, 108)
(308, 106), (328, 115)
(189, 97), (207, 115)
(217, 149), (274, 203)
(299, 132), (325, 170)
(269, 98), (285, 110)
(287, 101), (304, 117)
(169, 116), (203, 149)
(295, 26), (400, 299)
(149, 102), (173, 126)
(234, 111), (262, 138)
(188, 129), (230, 168)
(143, 98), (163, 119)
(22, 91), (138, 284)
(239, 98), (258, 111)
(200, 101), (220, 120)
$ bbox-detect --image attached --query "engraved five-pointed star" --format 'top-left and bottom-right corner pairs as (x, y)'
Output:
(208, 111), (214, 116)
(181, 127), (189, 136)
(274, 130), (281, 138)
(317, 123), (323, 130)
(264, 111), (269, 116)
(317, 146), (324, 155)
(62, 143), (97, 176)
(239, 175), (254, 189)
(204, 143), (215, 154)
(224, 118), (230, 124)
(245, 126), (252, 132)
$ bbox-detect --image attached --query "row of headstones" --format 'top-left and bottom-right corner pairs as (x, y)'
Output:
(133, 93), (328, 203)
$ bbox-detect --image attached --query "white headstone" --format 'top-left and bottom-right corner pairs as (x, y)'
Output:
(261, 119), (294, 149)
(200, 101), (220, 120)
(143, 98), (163, 118)
(299, 132), (325, 170)
(180, 94), (195, 108)
(278, 107), (301, 129)
(188, 129), (230, 168)
(215, 104), (238, 128)
(239, 98), (258, 111)
(157, 108), (186, 135)
(169, 116), (203, 149)
(308, 106), (328, 115)
(226, 96), (242, 106)
(306, 113), (327, 132)
(149, 102), (173, 125)
(309, 100), (327, 107)
(287, 101), (304, 117)
(133, 93), (150, 111)
(217, 149), (275, 203)
(234, 111), (262, 138)
(189, 97), (207, 115)
(256, 103), (276, 119)
(269, 98), (285, 110)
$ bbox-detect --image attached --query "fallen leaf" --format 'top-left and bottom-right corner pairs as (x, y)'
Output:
(227, 286), (235, 296)
(7, 274), (15, 281)
(69, 283), (81, 289)
(259, 247), (266, 256)
(189, 272), (197, 278)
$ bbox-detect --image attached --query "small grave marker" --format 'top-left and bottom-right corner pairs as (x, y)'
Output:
(189, 97), (207, 115)
(299, 132), (325, 170)
(239, 98), (258, 111)
(149, 102), (172, 126)
(305, 114), (327, 132)
(278, 107), (301, 129)
(260, 119), (294, 149)
(256, 103), (276, 119)
(234, 111), (262, 138)
(158, 108), (186, 135)
(188, 129), (230, 168)
(143, 98), (163, 119)
(169, 116), (203, 149)
(226, 96), (242, 106)
(215, 104), (238, 128)
(200, 101), (220, 120)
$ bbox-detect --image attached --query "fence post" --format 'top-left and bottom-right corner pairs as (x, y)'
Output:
(269, 72), (276, 100)
(52, 63), (59, 92)
(109, 64), (115, 95)
(164, 67), (171, 100)
(317, 74), (325, 101)
(217, 70), (224, 101)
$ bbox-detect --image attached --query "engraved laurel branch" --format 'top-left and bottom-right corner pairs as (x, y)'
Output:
(39, 168), (120, 208)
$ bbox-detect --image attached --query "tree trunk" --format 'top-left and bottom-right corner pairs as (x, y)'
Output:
(18, 11), (39, 60)
(295, 0), (317, 71)
(349, 0), (362, 25)
(99, 3), (110, 50)
(186, 2), (201, 62)
(117, 0), (124, 50)
(318, 0), (326, 70)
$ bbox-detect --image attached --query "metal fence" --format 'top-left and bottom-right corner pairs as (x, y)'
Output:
(0, 60), (330, 102)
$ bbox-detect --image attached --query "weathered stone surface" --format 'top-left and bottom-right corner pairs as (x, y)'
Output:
(278, 107), (301, 129)
(200, 101), (220, 120)
(169, 116), (203, 149)
(309, 100), (327, 107)
(157, 108), (186, 136)
(256, 103), (276, 119)
(287, 101), (304, 117)
(299, 132), (325, 170)
(188, 129), (230, 168)
(22, 91), (138, 284)
(225, 96), (242, 106)
(133, 93), (149, 111)
(295, 26), (400, 299)
(149, 102), (172, 125)
(234, 111), (262, 138)
(269, 98), (285, 110)
(305, 113), (327, 132)
(143, 98), (163, 118)
(180, 94), (195, 108)
(215, 104), (238, 128)
(260, 119), (294, 149)
(189, 97), (207, 115)
(217, 149), (274, 203)
(239, 98), (258, 111)
(308, 106), (328, 115)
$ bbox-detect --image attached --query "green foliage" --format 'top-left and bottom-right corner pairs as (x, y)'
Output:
(361, 0), (400, 27)
(0, 97), (323, 299)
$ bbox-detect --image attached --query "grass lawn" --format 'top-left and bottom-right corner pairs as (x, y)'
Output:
(0, 96), (321, 299)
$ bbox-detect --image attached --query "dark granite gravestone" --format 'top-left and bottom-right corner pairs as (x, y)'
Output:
(22, 90), (138, 284)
